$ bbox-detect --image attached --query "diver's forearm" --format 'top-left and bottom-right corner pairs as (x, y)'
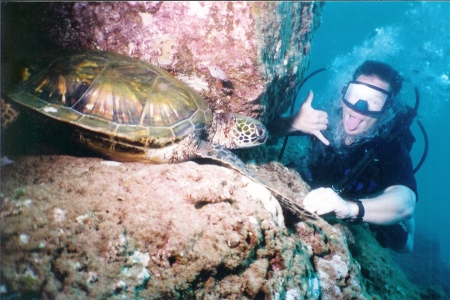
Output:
(360, 185), (416, 225)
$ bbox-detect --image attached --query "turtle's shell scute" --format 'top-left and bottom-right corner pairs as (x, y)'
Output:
(12, 51), (212, 149)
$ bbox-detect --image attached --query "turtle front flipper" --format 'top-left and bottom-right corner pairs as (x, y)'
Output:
(269, 191), (319, 221)
(196, 140), (258, 179)
(1, 99), (20, 130)
(196, 141), (318, 221)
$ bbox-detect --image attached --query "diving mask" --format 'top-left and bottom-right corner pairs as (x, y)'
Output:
(342, 81), (391, 116)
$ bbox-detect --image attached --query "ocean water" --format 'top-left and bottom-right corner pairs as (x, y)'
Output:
(292, 1), (450, 292)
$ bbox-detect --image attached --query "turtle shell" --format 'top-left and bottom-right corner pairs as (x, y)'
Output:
(6, 51), (212, 160)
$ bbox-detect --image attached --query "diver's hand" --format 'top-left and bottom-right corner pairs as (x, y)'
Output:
(303, 187), (357, 219)
(290, 91), (330, 145)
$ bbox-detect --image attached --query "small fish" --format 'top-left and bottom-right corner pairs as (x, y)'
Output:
(207, 65), (228, 81)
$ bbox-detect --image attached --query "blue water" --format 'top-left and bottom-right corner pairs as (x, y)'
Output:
(295, 1), (450, 290)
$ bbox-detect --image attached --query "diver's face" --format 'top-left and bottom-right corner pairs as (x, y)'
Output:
(342, 74), (391, 136)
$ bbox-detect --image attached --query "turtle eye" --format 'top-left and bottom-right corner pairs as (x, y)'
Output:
(257, 126), (266, 137)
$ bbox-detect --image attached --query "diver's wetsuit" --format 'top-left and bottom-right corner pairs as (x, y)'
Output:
(289, 133), (417, 250)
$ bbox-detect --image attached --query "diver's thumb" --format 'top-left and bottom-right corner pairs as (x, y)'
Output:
(302, 90), (314, 108)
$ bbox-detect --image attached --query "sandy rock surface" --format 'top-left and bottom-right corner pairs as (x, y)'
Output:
(1, 155), (430, 299)
(1, 156), (319, 299)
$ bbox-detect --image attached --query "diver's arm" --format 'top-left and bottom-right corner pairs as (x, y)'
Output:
(357, 185), (416, 225)
(303, 185), (416, 224)
(362, 186), (416, 253)
(303, 185), (416, 252)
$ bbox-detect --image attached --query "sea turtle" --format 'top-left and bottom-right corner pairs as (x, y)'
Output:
(1, 50), (317, 221)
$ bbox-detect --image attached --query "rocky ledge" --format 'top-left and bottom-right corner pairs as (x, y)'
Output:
(1, 155), (438, 299)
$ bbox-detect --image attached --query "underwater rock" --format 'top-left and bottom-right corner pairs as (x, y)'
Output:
(0, 156), (308, 299)
(1, 156), (429, 299)
(11, 2), (323, 122)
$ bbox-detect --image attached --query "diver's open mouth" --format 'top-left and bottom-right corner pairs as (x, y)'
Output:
(346, 115), (363, 131)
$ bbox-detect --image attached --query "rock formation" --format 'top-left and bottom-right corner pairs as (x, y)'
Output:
(1, 156), (430, 299)
(2, 1), (322, 122)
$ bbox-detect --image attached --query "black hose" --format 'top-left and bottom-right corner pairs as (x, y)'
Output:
(410, 85), (428, 173)
(414, 120), (428, 174)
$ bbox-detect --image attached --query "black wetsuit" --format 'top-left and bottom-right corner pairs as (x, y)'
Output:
(289, 133), (417, 250)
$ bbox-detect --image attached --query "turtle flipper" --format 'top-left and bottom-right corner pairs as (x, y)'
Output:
(196, 141), (258, 179)
(269, 191), (318, 221)
(196, 141), (318, 221)
(1, 99), (20, 130)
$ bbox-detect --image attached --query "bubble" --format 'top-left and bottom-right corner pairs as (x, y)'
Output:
(320, 3), (450, 119)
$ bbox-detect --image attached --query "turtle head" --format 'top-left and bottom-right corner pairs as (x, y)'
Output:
(208, 113), (267, 149)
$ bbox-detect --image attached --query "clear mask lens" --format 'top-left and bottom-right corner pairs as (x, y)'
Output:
(342, 81), (391, 115)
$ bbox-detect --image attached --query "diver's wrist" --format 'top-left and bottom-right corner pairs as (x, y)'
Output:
(349, 201), (359, 218)
(345, 199), (365, 224)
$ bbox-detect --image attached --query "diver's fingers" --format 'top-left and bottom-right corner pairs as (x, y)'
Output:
(316, 110), (328, 122)
(313, 130), (330, 146)
(314, 123), (328, 131)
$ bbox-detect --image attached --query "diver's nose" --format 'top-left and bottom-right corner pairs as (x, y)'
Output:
(354, 99), (369, 112)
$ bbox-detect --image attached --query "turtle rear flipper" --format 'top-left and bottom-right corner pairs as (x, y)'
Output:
(1, 99), (20, 130)
(196, 141), (318, 221)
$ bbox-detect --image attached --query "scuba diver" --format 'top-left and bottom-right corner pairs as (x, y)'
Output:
(270, 61), (417, 253)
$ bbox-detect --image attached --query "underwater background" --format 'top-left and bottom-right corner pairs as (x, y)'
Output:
(289, 1), (450, 293)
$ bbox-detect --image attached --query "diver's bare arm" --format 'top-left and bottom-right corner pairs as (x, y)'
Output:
(303, 185), (415, 225)
(357, 185), (416, 225)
